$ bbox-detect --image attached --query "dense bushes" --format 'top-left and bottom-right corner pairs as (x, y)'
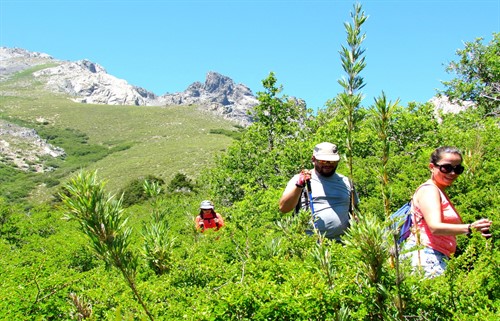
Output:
(1, 7), (499, 321)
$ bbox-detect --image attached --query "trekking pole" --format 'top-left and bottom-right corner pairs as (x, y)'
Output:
(348, 178), (358, 222)
(305, 177), (324, 241)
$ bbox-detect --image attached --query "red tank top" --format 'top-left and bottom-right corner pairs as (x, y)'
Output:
(410, 183), (462, 257)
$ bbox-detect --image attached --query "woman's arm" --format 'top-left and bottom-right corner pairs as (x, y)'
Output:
(215, 213), (225, 227)
(195, 216), (204, 230)
(416, 186), (492, 237)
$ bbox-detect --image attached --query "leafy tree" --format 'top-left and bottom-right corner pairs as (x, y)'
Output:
(119, 175), (165, 207)
(441, 32), (500, 116)
(206, 72), (313, 206)
(389, 102), (439, 154)
(251, 71), (307, 154)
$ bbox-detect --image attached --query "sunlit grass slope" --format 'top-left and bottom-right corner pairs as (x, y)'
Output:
(0, 66), (240, 196)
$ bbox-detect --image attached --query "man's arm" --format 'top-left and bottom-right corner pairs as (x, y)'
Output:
(279, 171), (310, 213)
(279, 181), (303, 213)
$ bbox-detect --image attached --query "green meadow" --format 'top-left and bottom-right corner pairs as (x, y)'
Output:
(0, 65), (239, 200)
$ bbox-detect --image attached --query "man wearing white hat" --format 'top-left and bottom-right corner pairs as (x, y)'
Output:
(279, 142), (358, 241)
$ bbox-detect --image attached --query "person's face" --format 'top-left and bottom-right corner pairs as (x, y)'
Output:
(430, 152), (463, 187)
(312, 157), (339, 177)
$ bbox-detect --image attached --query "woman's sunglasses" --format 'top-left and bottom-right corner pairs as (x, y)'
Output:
(434, 163), (465, 175)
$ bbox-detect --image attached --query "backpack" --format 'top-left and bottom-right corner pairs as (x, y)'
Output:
(389, 201), (413, 244)
(389, 183), (435, 244)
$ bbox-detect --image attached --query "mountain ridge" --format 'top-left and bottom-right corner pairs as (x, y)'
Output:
(1, 46), (473, 125)
(0, 47), (258, 126)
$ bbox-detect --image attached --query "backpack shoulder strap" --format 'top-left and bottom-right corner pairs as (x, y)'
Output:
(294, 187), (309, 215)
(411, 182), (440, 207)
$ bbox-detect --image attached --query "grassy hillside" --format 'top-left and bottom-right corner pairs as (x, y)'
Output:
(0, 66), (240, 201)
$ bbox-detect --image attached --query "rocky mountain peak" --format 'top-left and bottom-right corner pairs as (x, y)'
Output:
(78, 59), (104, 74)
(156, 71), (257, 125)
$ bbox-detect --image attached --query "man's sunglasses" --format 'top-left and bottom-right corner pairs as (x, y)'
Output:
(435, 163), (465, 175)
(316, 159), (338, 165)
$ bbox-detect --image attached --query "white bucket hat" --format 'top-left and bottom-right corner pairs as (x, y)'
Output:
(200, 200), (214, 209)
(313, 142), (340, 161)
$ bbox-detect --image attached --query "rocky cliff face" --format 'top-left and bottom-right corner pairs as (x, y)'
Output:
(33, 59), (158, 106)
(0, 119), (65, 172)
(0, 47), (53, 80)
(0, 47), (258, 125)
(428, 95), (475, 121)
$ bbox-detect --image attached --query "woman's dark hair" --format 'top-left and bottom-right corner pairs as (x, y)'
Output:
(199, 208), (216, 218)
(430, 146), (463, 164)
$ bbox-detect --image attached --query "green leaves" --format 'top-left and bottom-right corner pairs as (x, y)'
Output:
(441, 32), (500, 116)
(2, 4), (500, 321)
(60, 170), (153, 320)
(337, 3), (368, 182)
(61, 171), (131, 265)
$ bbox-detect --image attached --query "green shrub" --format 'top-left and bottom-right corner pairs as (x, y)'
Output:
(168, 172), (196, 193)
(120, 175), (166, 207)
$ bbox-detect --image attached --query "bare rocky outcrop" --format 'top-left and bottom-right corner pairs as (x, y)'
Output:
(0, 120), (66, 172)
(0, 47), (53, 81)
(428, 95), (475, 122)
(33, 59), (157, 106)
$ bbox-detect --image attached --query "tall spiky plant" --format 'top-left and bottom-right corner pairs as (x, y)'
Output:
(337, 2), (368, 218)
(61, 170), (154, 321)
(142, 180), (176, 275)
(311, 234), (337, 289)
(343, 212), (391, 320)
(371, 92), (404, 319)
(371, 92), (399, 218)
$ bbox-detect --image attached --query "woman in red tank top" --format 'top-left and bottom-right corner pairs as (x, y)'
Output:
(403, 146), (492, 278)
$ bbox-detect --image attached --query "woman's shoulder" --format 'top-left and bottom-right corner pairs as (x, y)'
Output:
(415, 181), (441, 198)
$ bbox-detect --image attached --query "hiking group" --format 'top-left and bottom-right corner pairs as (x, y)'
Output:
(196, 142), (492, 278)
(278, 142), (492, 278)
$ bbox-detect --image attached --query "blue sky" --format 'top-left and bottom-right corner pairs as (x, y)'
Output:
(1, 0), (499, 110)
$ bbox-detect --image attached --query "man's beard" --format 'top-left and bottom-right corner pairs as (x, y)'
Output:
(315, 165), (337, 177)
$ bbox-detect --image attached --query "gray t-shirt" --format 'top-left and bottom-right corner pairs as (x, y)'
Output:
(288, 170), (357, 240)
